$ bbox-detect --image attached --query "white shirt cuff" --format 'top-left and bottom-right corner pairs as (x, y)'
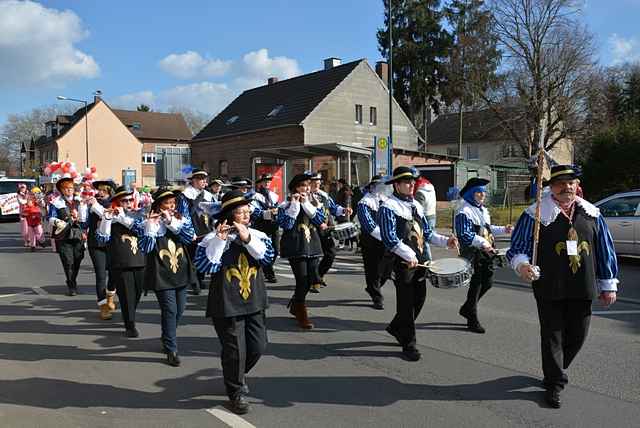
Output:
(166, 216), (185, 234)
(597, 278), (619, 292)
(78, 204), (88, 223)
(301, 200), (317, 218)
(116, 214), (134, 229)
(98, 217), (112, 236)
(90, 203), (105, 217)
(370, 226), (382, 241)
(199, 233), (227, 265)
(430, 232), (449, 248)
(144, 220), (161, 237)
(286, 201), (301, 219)
(510, 253), (530, 274)
(243, 231), (267, 260)
(472, 234), (490, 249)
(335, 205), (345, 217)
(391, 242), (417, 262)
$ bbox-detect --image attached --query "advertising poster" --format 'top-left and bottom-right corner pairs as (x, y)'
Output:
(255, 164), (284, 201)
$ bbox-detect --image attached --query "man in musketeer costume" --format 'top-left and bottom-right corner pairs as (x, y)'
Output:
(96, 185), (146, 338)
(277, 172), (325, 329)
(507, 165), (618, 408)
(177, 168), (214, 295)
(194, 189), (275, 415)
(379, 166), (458, 361)
(250, 173), (280, 283)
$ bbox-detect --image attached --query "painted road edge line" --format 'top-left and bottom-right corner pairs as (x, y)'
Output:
(205, 408), (256, 428)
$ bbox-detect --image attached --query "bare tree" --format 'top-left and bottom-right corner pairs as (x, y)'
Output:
(483, 0), (596, 157)
(166, 106), (208, 136)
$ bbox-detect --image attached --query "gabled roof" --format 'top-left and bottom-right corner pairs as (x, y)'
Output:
(427, 108), (523, 146)
(112, 110), (192, 140)
(194, 59), (364, 140)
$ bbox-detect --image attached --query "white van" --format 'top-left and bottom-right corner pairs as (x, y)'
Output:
(0, 174), (37, 221)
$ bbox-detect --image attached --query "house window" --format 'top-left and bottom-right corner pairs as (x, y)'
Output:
(369, 107), (377, 125)
(131, 122), (142, 131)
(466, 145), (479, 160)
(266, 105), (284, 118)
(355, 104), (363, 124)
(142, 152), (156, 164)
(219, 160), (228, 176)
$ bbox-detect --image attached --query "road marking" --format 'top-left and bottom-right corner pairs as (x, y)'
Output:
(593, 310), (640, 315)
(276, 273), (295, 279)
(0, 293), (20, 298)
(205, 408), (256, 428)
(32, 286), (49, 295)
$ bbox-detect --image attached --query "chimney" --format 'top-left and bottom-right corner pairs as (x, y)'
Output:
(93, 90), (103, 103)
(375, 61), (389, 87)
(267, 77), (278, 85)
(323, 57), (342, 70)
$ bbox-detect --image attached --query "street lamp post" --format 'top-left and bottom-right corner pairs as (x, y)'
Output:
(57, 96), (89, 169)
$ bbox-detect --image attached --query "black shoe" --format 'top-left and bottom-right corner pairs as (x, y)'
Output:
(544, 390), (561, 409)
(125, 327), (140, 338)
(66, 288), (78, 296)
(467, 320), (486, 334)
(372, 301), (384, 310)
(241, 382), (250, 395)
(402, 346), (421, 361)
(309, 284), (321, 293)
(167, 352), (181, 367)
(385, 325), (403, 346)
(190, 287), (201, 295)
(228, 395), (250, 415)
(459, 305), (473, 321)
(320, 279), (328, 288)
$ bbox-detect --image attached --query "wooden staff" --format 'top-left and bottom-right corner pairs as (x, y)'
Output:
(531, 148), (546, 267)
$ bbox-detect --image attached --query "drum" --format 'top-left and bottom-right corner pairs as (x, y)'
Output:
(330, 222), (360, 241)
(425, 257), (473, 289)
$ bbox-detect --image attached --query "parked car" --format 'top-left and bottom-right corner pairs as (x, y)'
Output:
(0, 175), (36, 222)
(595, 190), (640, 256)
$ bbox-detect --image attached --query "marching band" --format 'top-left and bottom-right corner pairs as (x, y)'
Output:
(27, 160), (618, 414)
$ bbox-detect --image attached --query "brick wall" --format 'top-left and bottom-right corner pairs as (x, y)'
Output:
(191, 126), (304, 178)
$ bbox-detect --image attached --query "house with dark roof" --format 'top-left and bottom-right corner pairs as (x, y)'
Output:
(191, 58), (442, 192)
(33, 98), (193, 187)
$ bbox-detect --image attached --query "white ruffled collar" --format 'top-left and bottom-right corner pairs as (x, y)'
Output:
(52, 196), (81, 209)
(382, 194), (424, 220)
(456, 200), (490, 226)
(525, 194), (600, 226)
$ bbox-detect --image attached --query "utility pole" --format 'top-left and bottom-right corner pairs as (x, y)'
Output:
(388, 0), (394, 170)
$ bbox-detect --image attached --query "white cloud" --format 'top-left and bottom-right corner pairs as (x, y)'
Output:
(0, 0), (99, 87)
(609, 33), (640, 65)
(159, 51), (232, 79)
(110, 91), (156, 110)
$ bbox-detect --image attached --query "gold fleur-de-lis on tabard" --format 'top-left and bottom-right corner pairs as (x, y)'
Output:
(298, 217), (311, 243)
(225, 253), (257, 300)
(409, 220), (424, 254)
(555, 241), (590, 274)
(159, 239), (184, 274)
(121, 234), (138, 255)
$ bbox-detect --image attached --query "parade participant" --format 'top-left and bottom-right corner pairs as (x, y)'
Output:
(96, 185), (146, 338)
(231, 177), (253, 195)
(194, 190), (275, 415)
(86, 179), (118, 320)
(209, 178), (225, 202)
(414, 175), (437, 260)
(277, 172), (325, 329)
(251, 173), (280, 283)
(22, 193), (44, 252)
(139, 187), (198, 366)
(48, 175), (88, 296)
(17, 183), (29, 247)
(454, 178), (513, 333)
(130, 182), (140, 210)
(177, 168), (214, 295)
(356, 175), (390, 309)
(506, 165), (618, 409)
(309, 172), (352, 291)
(379, 166), (458, 361)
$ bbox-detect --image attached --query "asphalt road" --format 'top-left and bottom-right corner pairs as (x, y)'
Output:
(0, 222), (638, 428)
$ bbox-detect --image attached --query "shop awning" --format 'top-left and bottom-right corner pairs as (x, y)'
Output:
(250, 143), (372, 159)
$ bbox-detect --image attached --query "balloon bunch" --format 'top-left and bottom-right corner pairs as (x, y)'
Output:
(44, 161), (80, 182)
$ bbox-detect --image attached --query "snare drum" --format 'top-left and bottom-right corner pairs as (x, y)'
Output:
(425, 258), (473, 289)
(330, 222), (360, 241)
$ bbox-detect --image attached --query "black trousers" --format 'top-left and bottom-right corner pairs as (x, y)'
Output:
(289, 257), (320, 303)
(112, 268), (144, 329)
(535, 298), (592, 392)
(261, 228), (280, 279)
(213, 311), (267, 399)
(318, 234), (336, 278)
(461, 257), (494, 317)
(57, 240), (85, 290)
(388, 266), (427, 349)
(88, 246), (115, 302)
(360, 234), (390, 303)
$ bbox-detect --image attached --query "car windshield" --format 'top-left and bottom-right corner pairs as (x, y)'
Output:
(0, 181), (34, 194)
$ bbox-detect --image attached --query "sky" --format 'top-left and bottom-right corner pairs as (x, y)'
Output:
(1, 0), (639, 127)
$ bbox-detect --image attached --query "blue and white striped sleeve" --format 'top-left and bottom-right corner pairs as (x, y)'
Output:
(138, 219), (158, 254)
(244, 231), (276, 267)
(327, 196), (345, 217)
(95, 217), (112, 245)
(309, 205), (325, 227)
(172, 215), (195, 245)
(357, 203), (377, 235)
(194, 233), (225, 274)
(594, 215), (619, 292)
(455, 213), (476, 247)
(277, 202), (299, 230)
(506, 213), (534, 272)
(176, 194), (190, 218)
(379, 206), (400, 249)
(250, 201), (263, 223)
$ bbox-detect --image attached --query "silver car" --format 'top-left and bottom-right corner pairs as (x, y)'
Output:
(595, 191), (640, 255)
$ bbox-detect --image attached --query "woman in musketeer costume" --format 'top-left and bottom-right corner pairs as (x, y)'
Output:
(277, 172), (325, 329)
(194, 189), (275, 415)
(96, 185), (147, 338)
(138, 187), (198, 367)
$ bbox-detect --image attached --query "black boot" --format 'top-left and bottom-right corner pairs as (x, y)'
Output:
(544, 389), (561, 408)
(167, 352), (181, 367)
(228, 395), (250, 414)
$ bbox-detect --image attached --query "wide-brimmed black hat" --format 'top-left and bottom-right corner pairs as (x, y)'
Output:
(188, 169), (208, 180)
(215, 189), (251, 219)
(55, 176), (75, 192)
(366, 174), (385, 188)
(256, 173), (273, 184)
(288, 172), (314, 192)
(385, 166), (419, 184)
(459, 177), (490, 198)
(543, 165), (582, 186)
(112, 185), (134, 200)
(151, 186), (179, 209)
(210, 178), (224, 186)
(309, 172), (323, 181)
(92, 179), (117, 191)
(230, 177), (252, 188)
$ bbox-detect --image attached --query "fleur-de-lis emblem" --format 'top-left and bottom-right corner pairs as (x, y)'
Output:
(121, 234), (138, 255)
(408, 220), (424, 254)
(555, 241), (590, 274)
(159, 239), (184, 274)
(225, 253), (257, 300)
(299, 217), (311, 243)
